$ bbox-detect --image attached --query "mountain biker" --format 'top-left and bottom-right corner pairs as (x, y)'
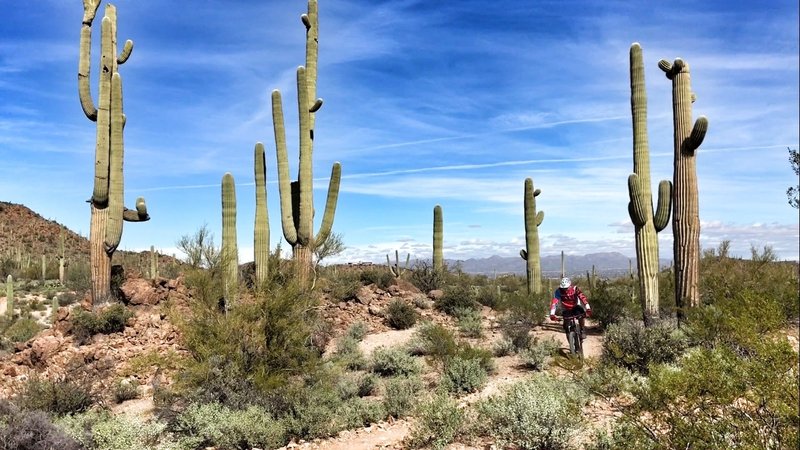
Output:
(549, 277), (591, 339)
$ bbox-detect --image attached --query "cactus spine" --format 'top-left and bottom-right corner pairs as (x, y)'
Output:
(519, 178), (544, 295)
(433, 205), (443, 272)
(221, 173), (238, 306)
(387, 250), (410, 278)
(254, 143), (270, 286)
(659, 55), (708, 312)
(271, 0), (341, 287)
(79, 1), (149, 305)
(5, 275), (12, 318)
(627, 43), (672, 325)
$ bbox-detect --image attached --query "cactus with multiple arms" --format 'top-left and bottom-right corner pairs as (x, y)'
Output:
(519, 178), (544, 295)
(254, 143), (270, 285)
(627, 43), (672, 325)
(433, 205), (443, 272)
(659, 55), (708, 312)
(221, 173), (239, 306)
(271, 0), (341, 287)
(387, 250), (410, 278)
(79, 1), (149, 305)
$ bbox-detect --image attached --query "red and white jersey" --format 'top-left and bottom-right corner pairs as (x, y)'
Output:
(550, 286), (589, 315)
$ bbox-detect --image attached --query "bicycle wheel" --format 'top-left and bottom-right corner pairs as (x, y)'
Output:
(567, 330), (578, 355)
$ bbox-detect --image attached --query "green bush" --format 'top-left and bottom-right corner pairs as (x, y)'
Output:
(437, 284), (480, 317)
(345, 320), (368, 341)
(3, 317), (43, 343)
(407, 322), (458, 359)
(112, 379), (139, 404)
(577, 361), (642, 398)
(171, 402), (285, 449)
(382, 375), (424, 418)
(359, 268), (394, 290)
(602, 318), (688, 374)
(441, 356), (487, 394)
(385, 299), (417, 330)
(457, 308), (484, 338)
(589, 279), (641, 328)
(327, 271), (361, 301)
(476, 373), (588, 450)
(370, 346), (421, 377)
(15, 376), (94, 416)
(519, 337), (559, 371)
(71, 304), (133, 344)
(332, 334), (367, 371)
(492, 337), (516, 357)
(410, 260), (445, 292)
(595, 339), (799, 450)
(57, 292), (79, 306)
(0, 399), (83, 450)
(475, 284), (502, 308)
(57, 409), (176, 450)
(406, 392), (465, 449)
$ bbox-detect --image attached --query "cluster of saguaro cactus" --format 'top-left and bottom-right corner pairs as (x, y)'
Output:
(271, 0), (341, 287)
(5, 275), (13, 318)
(221, 173), (238, 306)
(433, 205), (443, 272)
(387, 250), (410, 278)
(659, 55), (708, 313)
(627, 43), (672, 324)
(79, 0), (149, 305)
(253, 143), (270, 286)
(519, 178), (544, 295)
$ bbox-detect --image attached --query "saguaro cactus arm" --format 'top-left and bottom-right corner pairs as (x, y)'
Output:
(78, 0), (101, 120)
(272, 90), (298, 246)
(315, 162), (341, 247)
(653, 180), (672, 231)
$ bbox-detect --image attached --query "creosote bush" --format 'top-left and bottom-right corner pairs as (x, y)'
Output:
(437, 284), (480, 317)
(385, 299), (417, 330)
(519, 336), (559, 371)
(15, 376), (94, 416)
(602, 318), (688, 374)
(383, 375), (424, 418)
(0, 399), (83, 450)
(370, 346), (422, 377)
(406, 392), (465, 449)
(410, 260), (445, 292)
(359, 267), (394, 290)
(441, 356), (487, 394)
(71, 304), (134, 344)
(2, 317), (43, 344)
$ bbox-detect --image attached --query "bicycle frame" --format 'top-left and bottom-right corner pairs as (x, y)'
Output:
(561, 313), (585, 359)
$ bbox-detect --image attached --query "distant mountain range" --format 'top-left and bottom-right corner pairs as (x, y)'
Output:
(448, 252), (672, 278)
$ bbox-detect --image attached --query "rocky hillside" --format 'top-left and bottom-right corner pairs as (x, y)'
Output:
(0, 201), (89, 267)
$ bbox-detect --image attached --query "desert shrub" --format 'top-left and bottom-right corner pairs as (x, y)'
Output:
(345, 320), (368, 341)
(475, 284), (502, 308)
(3, 317), (42, 343)
(492, 337), (516, 357)
(595, 339), (799, 450)
(409, 260), (445, 292)
(498, 290), (548, 326)
(590, 279), (641, 328)
(382, 375), (424, 418)
(71, 304), (134, 344)
(332, 334), (367, 370)
(577, 361), (643, 398)
(519, 336), (559, 371)
(407, 322), (458, 359)
(57, 292), (79, 306)
(406, 392), (465, 449)
(0, 399), (83, 450)
(385, 299), (417, 330)
(441, 356), (487, 394)
(457, 307), (484, 338)
(356, 372), (378, 397)
(602, 318), (688, 374)
(112, 379), (139, 404)
(476, 373), (588, 450)
(455, 344), (495, 375)
(437, 284), (480, 317)
(685, 288), (788, 355)
(15, 376), (94, 416)
(326, 270), (361, 301)
(497, 314), (533, 351)
(170, 402), (285, 449)
(370, 346), (421, 377)
(57, 409), (176, 450)
(359, 267), (394, 290)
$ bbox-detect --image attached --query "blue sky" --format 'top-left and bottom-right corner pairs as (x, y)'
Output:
(1, 0), (798, 266)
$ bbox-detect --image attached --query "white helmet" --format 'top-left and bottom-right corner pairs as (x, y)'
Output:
(559, 277), (571, 289)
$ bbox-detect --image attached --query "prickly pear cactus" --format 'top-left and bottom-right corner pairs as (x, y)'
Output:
(79, 1), (149, 305)
(221, 173), (239, 306)
(519, 178), (544, 295)
(659, 54), (708, 312)
(433, 205), (443, 272)
(627, 43), (672, 324)
(271, 0), (341, 287)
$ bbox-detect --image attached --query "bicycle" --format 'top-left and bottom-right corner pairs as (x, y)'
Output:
(559, 313), (586, 360)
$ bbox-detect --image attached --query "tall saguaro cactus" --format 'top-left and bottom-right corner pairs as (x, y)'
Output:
(659, 55), (708, 312)
(627, 43), (672, 324)
(433, 205), (443, 272)
(79, 1), (149, 305)
(5, 275), (12, 319)
(519, 178), (544, 295)
(271, 0), (341, 287)
(253, 143), (270, 286)
(221, 173), (239, 306)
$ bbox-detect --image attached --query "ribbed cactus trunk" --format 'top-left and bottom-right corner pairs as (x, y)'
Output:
(150, 245), (158, 280)
(519, 178), (544, 295)
(433, 204), (443, 272)
(659, 56), (708, 313)
(79, 1), (149, 305)
(254, 143), (270, 286)
(5, 275), (12, 318)
(221, 173), (239, 306)
(628, 43), (672, 325)
(271, 0), (340, 288)
(387, 250), (410, 278)
(58, 232), (66, 284)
